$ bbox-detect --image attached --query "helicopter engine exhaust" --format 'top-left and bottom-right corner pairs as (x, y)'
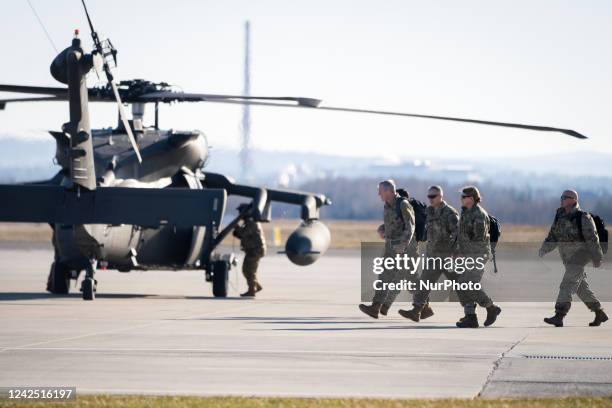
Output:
(284, 220), (331, 266)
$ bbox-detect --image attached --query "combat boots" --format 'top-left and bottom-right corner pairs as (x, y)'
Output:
(590, 309), (609, 327)
(359, 302), (382, 319)
(456, 314), (479, 328)
(241, 283), (263, 297)
(398, 306), (423, 322)
(380, 304), (390, 316)
(240, 289), (256, 297)
(544, 313), (565, 327)
(484, 305), (502, 327)
(420, 304), (434, 320)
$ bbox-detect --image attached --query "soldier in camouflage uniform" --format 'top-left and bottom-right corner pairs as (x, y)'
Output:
(399, 185), (458, 322)
(539, 190), (608, 327)
(359, 180), (417, 319)
(233, 205), (267, 297)
(455, 186), (502, 328)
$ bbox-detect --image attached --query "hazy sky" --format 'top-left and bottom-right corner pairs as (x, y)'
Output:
(1, 0), (612, 161)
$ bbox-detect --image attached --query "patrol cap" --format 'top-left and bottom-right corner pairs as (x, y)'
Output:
(562, 190), (578, 201)
(461, 186), (481, 203)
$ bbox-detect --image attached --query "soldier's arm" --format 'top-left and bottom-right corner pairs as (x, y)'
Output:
(473, 213), (488, 242)
(581, 213), (604, 263)
(539, 217), (558, 257)
(447, 209), (459, 247)
(400, 200), (415, 243)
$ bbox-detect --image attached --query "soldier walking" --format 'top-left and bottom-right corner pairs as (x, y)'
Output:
(399, 185), (458, 322)
(359, 180), (417, 318)
(455, 186), (502, 328)
(233, 204), (267, 297)
(539, 190), (608, 327)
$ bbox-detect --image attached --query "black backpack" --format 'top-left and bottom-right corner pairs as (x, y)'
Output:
(488, 214), (502, 273)
(396, 188), (427, 242)
(489, 215), (502, 251)
(576, 211), (609, 255)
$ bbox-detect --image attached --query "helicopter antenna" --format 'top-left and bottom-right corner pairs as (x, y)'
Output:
(80, 0), (142, 163)
(80, 0), (96, 39)
(240, 20), (252, 181)
(25, 0), (58, 53)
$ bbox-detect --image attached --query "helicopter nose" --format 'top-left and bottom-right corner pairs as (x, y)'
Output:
(284, 220), (331, 266)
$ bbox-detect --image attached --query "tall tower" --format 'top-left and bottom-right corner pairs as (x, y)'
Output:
(240, 20), (252, 180)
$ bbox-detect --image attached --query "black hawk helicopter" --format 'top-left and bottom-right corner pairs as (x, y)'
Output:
(0, 1), (586, 300)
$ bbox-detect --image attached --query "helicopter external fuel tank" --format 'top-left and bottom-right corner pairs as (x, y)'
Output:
(284, 220), (331, 266)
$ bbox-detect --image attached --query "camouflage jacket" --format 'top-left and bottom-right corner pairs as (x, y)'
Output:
(380, 195), (417, 255)
(540, 204), (603, 264)
(233, 219), (267, 256)
(457, 204), (491, 259)
(425, 201), (459, 257)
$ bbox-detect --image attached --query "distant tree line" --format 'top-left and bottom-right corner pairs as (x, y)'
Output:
(280, 177), (612, 225)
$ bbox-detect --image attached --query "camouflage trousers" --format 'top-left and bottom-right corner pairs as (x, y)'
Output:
(372, 267), (403, 307)
(456, 266), (493, 315)
(372, 245), (417, 307)
(412, 264), (458, 308)
(242, 252), (263, 289)
(555, 262), (601, 315)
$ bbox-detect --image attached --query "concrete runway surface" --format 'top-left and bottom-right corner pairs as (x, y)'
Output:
(0, 243), (611, 399)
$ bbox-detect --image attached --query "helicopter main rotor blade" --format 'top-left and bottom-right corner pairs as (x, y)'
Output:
(0, 84), (69, 96)
(137, 91), (321, 107)
(319, 105), (587, 139)
(193, 98), (588, 140)
(136, 90), (586, 139)
(0, 84), (113, 103)
(0, 84), (587, 139)
(0, 96), (64, 109)
(110, 81), (142, 163)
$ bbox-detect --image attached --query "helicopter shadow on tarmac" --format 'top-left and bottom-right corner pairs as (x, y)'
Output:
(0, 292), (247, 301)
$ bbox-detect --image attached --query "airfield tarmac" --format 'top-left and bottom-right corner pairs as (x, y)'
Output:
(0, 242), (611, 399)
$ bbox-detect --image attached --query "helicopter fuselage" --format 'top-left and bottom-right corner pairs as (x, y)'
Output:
(52, 128), (211, 273)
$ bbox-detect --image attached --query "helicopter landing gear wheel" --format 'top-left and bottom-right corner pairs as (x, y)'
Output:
(211, 260), (229, 298)
(81, 278), (95, 300)
(81, 259), (97, 301)
(46, 262), (70, 295)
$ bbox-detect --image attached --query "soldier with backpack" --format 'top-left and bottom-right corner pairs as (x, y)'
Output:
(539, 190), (608, 327)
(455, 186), (502, 328)
(359, 180), (417, 319)
(398, 185), (459, 322)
